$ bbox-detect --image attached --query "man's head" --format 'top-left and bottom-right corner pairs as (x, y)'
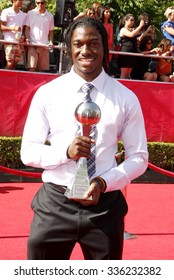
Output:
(35, 0), (46, 11)
(11, 0), (23, 7)
(65, 17), (110, 81)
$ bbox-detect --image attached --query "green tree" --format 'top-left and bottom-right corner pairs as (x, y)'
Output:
(0, 0), (11, 10)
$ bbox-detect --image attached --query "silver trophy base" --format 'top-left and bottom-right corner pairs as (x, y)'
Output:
(64, 158), (92, 200)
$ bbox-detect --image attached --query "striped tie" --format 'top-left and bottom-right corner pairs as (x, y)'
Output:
(82, 83), (94, 102)
(81, 83), (96, 178)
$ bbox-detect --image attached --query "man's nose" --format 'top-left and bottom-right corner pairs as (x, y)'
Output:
(81, 44), (90, 55)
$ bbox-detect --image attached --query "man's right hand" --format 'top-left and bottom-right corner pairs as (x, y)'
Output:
(67, 135), (95, 160)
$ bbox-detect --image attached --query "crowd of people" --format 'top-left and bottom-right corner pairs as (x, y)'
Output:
(117, 9), (174, 82)
(0, 0), (54, 71)
(0, 1), (174, 82)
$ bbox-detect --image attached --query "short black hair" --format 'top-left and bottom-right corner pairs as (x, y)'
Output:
(64, 17), (110, 74)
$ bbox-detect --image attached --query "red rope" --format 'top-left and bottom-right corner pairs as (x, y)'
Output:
(148, 162), (174, 178)
(0, 165), (41, 178)
(0, 162), (174, 178)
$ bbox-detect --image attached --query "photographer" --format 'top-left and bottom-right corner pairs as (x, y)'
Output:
(136, 13), (155, 42)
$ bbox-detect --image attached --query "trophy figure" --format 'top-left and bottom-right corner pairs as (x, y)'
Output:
(65, 100), (101, 200)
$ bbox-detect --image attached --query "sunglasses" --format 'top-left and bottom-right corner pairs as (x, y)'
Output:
(36, 1), (45, 4)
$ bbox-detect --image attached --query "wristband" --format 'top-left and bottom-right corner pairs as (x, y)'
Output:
(90, 176), (107, 193)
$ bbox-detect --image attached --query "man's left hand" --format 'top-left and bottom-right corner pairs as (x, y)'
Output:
(71, 180), (102, 206)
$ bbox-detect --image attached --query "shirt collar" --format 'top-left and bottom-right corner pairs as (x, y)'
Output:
(70, 67), (106, 93)
(34, 8), (47, 15)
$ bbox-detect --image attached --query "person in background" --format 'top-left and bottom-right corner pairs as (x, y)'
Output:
(130, 35), (159, 81)
(155, 38), (174, 82)
(161, 6), (174, 46)
(115, 16), (124, 45)
(73, 7), (96, 21)
(20, 17), (148, 260)
(73, 3), (101, 21)
(25, 0), (54, 72)
(100, 6), (114, 56)
(0, 10), (3, 68)
(117, 13), (145, 79)
(136, 13), (155, 42)
(91, 2), (102, 20)
(85, 7), (96, 18)
(0, 0), (26, 70)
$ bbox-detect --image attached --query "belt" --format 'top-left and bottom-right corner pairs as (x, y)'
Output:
(47, 182), (67, 194)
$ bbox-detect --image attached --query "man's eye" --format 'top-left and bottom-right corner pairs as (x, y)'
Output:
(90, 42), (98, 47)
(74, 43), (81, 48)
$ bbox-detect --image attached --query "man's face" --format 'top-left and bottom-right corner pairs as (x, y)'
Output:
(14, 0), (23, 8)
(71, 26), (104, 81)
(35, 1), (46, 11)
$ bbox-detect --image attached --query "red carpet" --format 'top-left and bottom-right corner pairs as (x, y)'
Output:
(0, 183), (174, 260)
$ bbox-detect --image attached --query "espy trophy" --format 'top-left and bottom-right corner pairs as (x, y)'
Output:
(65, 100), (101, 200)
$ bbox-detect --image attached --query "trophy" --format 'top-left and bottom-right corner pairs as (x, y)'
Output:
(65, 100), (101, 200)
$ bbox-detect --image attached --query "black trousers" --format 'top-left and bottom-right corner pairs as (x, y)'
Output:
(28, 183), (128, 260)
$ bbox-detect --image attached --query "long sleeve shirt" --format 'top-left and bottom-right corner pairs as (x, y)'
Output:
(21, 68), (148, 192)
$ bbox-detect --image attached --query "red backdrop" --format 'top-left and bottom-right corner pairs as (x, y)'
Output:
(0, 70), (174, 142)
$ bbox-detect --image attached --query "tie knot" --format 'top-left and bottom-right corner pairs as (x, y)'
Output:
(82, 83), (94, 101)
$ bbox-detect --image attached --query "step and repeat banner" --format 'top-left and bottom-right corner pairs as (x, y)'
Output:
(0, 70), (173, 142)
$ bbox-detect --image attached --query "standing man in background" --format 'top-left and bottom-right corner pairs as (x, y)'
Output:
(21, 17), (148, 260)
(25, 0), (54, 72)
(0, 0), (26, 70)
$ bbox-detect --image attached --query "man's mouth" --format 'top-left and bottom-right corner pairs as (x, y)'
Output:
(80, 58), (95, 61)
(79, 58), (95, 66)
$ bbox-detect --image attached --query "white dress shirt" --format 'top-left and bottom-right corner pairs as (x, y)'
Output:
(21, 68), (148, 192)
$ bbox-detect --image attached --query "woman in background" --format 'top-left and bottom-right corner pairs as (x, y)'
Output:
(117, 13), (145, 79)
(73, 7), (96, 20)
(155, 38), (174, 82)
(130, 35), (159, 81)
(85, 7), (96, 18)
(100, 6), (113, 52)
(92, 2), (102, 20)
(136, 12), (155, 41)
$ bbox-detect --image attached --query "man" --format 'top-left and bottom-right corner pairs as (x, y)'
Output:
(0, 0), (26, 70)
(25, 0), (54, 72)
(21, 17), (148, 260)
